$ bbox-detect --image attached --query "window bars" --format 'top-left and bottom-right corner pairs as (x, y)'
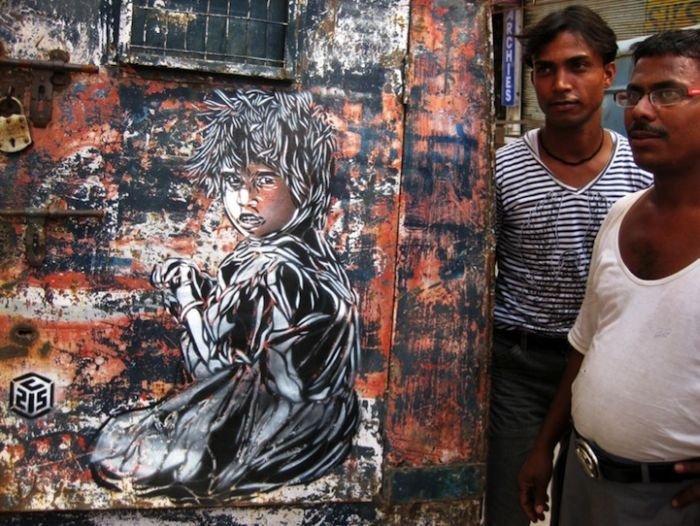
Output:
(122, 0), (295, 79)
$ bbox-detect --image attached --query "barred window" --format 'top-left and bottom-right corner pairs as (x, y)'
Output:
(119, 0), (298, 80)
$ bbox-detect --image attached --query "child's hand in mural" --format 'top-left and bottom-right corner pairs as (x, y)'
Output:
(151, 258), (212, 320)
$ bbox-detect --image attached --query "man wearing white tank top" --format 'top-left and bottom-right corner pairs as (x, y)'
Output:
(518, 28), (700, 526)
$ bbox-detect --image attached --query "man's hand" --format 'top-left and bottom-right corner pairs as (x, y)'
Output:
(518, 447), (554, 522)
(672, 460), (700, 508)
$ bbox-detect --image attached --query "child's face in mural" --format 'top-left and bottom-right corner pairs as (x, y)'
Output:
(222, 162), (297, 237)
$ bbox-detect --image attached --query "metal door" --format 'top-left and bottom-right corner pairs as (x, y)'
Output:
(0, 1), (493, 523)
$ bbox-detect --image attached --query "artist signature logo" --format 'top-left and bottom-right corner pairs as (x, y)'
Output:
(9, 373), (55, 418)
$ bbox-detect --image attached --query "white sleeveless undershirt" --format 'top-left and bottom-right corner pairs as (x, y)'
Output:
(569, 189), (700, 462)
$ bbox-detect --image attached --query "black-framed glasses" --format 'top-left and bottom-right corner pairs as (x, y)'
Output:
(613, 86), (700, 108)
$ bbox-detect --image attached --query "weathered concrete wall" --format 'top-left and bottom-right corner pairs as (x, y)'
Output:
(0, 0), (493, 523)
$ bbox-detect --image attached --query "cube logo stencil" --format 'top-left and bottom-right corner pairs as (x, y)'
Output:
(10, 373), (55, 419)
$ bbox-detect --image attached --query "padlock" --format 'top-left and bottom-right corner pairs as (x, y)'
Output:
(0, 96), (32, 153)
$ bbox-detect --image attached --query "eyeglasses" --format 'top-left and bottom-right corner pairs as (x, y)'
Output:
(613, 87), (700, 108)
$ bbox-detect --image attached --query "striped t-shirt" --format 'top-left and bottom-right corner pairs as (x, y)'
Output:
(494, 129), (653, 337)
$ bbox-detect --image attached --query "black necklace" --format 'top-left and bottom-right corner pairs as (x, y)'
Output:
(538, 130), (605, 166)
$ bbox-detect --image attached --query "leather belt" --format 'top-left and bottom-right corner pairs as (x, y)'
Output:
(574, 431), (699, 484)
(494, 328), (568, 350)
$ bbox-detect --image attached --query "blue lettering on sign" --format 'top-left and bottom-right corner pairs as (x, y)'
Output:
(502, 9), (518, 107)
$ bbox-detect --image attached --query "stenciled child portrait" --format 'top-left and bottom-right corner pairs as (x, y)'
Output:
(91, 89), (361, 502)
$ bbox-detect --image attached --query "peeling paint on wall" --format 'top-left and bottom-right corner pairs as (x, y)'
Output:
(0, 1), (106, 65)
(304, 0), (410, 90)
(385, 0), (493, 478)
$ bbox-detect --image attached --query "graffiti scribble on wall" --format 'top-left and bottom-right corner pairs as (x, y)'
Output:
(90, 89), (361, 501)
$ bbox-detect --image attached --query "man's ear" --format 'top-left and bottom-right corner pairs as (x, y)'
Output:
(603, 62), (617, 88)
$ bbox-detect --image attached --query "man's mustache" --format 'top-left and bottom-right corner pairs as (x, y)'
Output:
(627, 122), (668, 137)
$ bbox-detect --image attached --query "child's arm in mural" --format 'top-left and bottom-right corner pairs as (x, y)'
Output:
(257, 253), (358, 403)
(151, 257), (218, 376)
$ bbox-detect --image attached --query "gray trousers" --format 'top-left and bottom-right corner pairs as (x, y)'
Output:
(560, 434), (700, 526)
(486, 330), (570, 526)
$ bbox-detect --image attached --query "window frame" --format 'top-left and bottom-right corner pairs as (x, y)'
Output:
(117, 0), (302, 80)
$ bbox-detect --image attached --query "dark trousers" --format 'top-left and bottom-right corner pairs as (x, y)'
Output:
(560, 434), (700, 525)
(486, 329), (570, 526)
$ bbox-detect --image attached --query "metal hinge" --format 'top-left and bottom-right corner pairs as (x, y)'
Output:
(0, 208), (105, 267)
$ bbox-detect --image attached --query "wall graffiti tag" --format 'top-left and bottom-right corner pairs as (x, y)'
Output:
(90, 90), (362, 502)
(9, 372), (55, 419)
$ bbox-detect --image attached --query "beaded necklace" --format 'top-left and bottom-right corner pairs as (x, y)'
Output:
(538, 129), (605, 166)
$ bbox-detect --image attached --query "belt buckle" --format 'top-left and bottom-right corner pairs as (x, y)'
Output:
(575, 437), (601, 479)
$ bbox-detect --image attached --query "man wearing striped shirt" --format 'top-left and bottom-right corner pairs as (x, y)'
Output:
(486, 6), (652, 526)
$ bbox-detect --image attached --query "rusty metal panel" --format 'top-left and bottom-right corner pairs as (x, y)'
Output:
(385, 0), (494, 504)
(0, 0), (408, 518)
(0, 0), (495, 523)
(0, 0), (106, 65)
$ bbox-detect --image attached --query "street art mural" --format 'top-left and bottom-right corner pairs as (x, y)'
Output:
(91, 89), (361, 501)
(0, 80), (384, 513)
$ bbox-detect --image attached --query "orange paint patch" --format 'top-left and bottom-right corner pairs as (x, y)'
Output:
(342, 101), (363, 123)
(355, 371), (387, 398)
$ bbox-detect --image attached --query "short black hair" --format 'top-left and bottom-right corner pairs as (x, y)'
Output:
(520, 5), (618, 67)
(632, 28), (700, 64)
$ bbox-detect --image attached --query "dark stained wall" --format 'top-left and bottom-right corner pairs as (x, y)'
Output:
(385, 3), (493, 521)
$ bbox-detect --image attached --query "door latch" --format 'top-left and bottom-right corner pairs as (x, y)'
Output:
(0, 208), (105, 267)
(0, 55), (99, 127)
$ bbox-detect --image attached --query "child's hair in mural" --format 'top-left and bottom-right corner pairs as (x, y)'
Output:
(91, 89), (361, 502)
(188, 89), (335, 230)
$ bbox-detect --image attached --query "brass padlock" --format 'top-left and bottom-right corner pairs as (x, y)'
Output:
(0, 96), (32, 153)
